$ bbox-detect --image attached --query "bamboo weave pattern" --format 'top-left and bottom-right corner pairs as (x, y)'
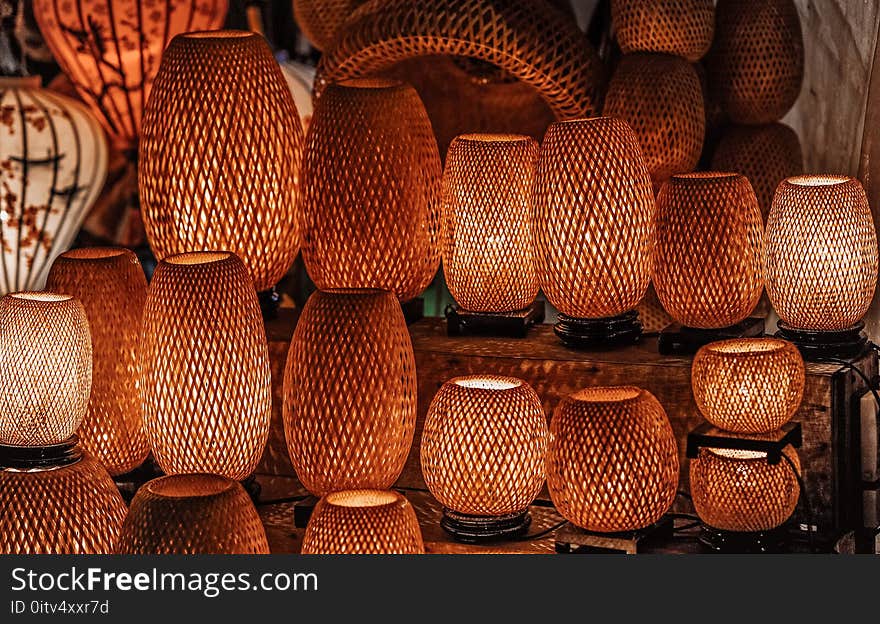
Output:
(611, 0), (714, 61)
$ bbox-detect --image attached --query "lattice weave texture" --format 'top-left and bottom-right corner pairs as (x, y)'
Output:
(302, 490), (424, 554)
(764, 176), (878, 331)
(546, 387), (679, 532)
(533, 117), (654, 318)
(421, 376), (548, 517)
(140, 252), (271, 480)
(117, 474), (269, 554)
(0, 453), (126, 554)
(293, 0), (364, 51)
(611, 0), (714, 61)
(283, 289), (417, 497)
(301, 79), (441, 302)
(441, 135), (539, 312)
(653, 173), (763, 329)
(47, 248), (149, 476)
(140, 30), (303, 292)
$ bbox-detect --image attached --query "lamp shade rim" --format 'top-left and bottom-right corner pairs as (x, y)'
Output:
(784, 174), (853, 189)
(699, 337), (792, 359)
(705, 447), (771, 462)
(180, 29), (255, 40)
(58, 247), (130, 262)
(8, 291), (74, 304)
(324, 489), (405, 510)
(455, 132), (533, 144)
(666, 171), (743, 185)
(334, 77), (407, 91)
(162, 251), (236, 266)
(449, 375), (524, 392)
(143, 474), (237, 499)
(568, 385), (644, 405)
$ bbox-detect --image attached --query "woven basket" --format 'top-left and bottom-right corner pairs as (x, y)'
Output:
(533, 117), (654, 319)
(421, 376), (548, 517)
(140, 252), (271, 481)
(546, 386), (679, 532)
(441, 134), (540, 312)
(283, 289), (417, 497)
(117, 474), (269, 554)
(293, 0), (363, 51)
(302, 490), (424, 554)
(764, 176), (878, 331)
(300, 78), (441, 302)
(636, 283), (674, 333)
(653, 172), (763, 329)
(140, 30), (303, 292)
(611, 0), (714, 62)
(692, 338), (805, 434)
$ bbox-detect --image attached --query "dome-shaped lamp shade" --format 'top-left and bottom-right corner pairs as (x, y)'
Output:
(440, 134), (539, 313)
(0, 292), (91, 446)
(46, 248), (149, 475)
(33, 0), (228, 149)
(708, 0), (804, 125)
(611, 0), (714, 62)
(140, 30), (303, 293)
(692, 338), (805, 434)
(0, 77), (108, 295)
(533, 117), (654, 347)
(653, 172), (763, 329)
(546, 386), (679, 533)
(300, 79), (441, 302)
(0, 452), (127, 554)
(293, 0), (363, 51)
(283, 289), (416, 496)
(603, 54), (705, 189)
(117, 474), (269, 554)
(302, 489), (424, 554)
(421, 376), (548, 540)
(140, 252), (271, 480)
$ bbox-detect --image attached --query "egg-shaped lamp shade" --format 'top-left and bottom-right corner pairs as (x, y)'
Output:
(0, 77), (108, 295)
(0, 292), (91, 446)
(140, 30), (303, 293)
(611, 0), (714, 61)
(301, 79), (441, 302)
(440, 134), (539, 313)
(46, 248), (149, 475)
(302, 490), (424, 554)
(140, 252), (271, 480)
(117, 474), (269, 554)
(653, 172), (763, 329)
(283, 289), (416, 496)
(421, 376), (548, 540)
(603, 54), (705, 189)
(293, 0), (363, 51)
(33, 0), (228, 149)
(692, 338), (805, 434)
(546, 386), (679, 533)
(0, 452), (126, 554)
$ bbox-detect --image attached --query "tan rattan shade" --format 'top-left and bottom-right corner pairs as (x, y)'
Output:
(611, 0), (714, 61)
(293, 0), (363, 51)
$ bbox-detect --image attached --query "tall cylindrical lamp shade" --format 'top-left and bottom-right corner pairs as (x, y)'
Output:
(140, 252), (271, 480)
(140, 30), (303, 293)
(611, 0), (714, 61)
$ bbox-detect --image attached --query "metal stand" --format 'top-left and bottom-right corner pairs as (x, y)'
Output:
(555, 516), (675, 554)
(686, 422), (802, 465)
(0, 436), (81, 469)
(440, 508), (531, 543)
(776, 320), (869, 361)
(699, 523), (791, 553)
(554, 310), (642, 349)
(445, 300), (545, 338)
(658, 317), (765, 355)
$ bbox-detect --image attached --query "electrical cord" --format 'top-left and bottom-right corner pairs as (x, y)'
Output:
(819, 355), (880, 412)
(780, 451), (816, 553)
(513, 520), (569, 542)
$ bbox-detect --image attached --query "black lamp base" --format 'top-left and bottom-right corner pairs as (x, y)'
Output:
(554, 516), (675, 554)
(0, 436), (81, 470)
(775, 320), (869, 360)
(445, 300), (545, 338)
(257, 287), (281, 320)
(440, 508), (531, 543)
(699, 524), (790, 553)
(554, 310), (642, 349)
(658, 317), (765, 355)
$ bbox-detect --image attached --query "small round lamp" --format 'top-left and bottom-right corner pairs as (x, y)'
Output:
(611, 0), (714, 62)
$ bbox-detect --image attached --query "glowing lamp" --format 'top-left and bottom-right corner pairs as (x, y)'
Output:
(611, 0), (715, 62)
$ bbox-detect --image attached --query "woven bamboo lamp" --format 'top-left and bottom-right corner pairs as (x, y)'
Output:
(283, 289), (416, 496)
(420, 376), (548, 542)
(140, 252), (271, 481)
(117, 474), (269, 554)
(764, 176), (878, 358)
(46, 248), (149, 476)
(300, 78), (441, 303)
(611, 0), (714, 62)
(603, 54), (705, 189)
(0, 77), (108, 296)
(140, 30), (303, 310)
(302, 490), (424, 554)
(293, 0), (363, 51)
(692, 338), (805, 434)
(708, 0), (804, 125)
(33, 0), (228, 149)
(690, 447), (801, 552)
(533, 117), (655, 348)
(546, 387), (679, 533)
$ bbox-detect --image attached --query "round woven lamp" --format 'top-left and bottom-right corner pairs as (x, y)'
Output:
(546, 386), (679, 533)
(300, 79), (441, 302)
(283, 289), (416, 496)
(302, 490), (424, 554)
(764, 176), (878, 359)
(533, 117), (655, 348)
(293, 0), (363, 51)
(611, 0), (714, 61)
(420, 375), (548, 542)
(603, 54), (705, 189)
(690, 447), (800, 552)
(692, 338), (805, 434)
(117, 474), (269, 554)
(46, 248), (149, 476)
(140, 252), (271, 481)
(140, 30), (303, 308)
